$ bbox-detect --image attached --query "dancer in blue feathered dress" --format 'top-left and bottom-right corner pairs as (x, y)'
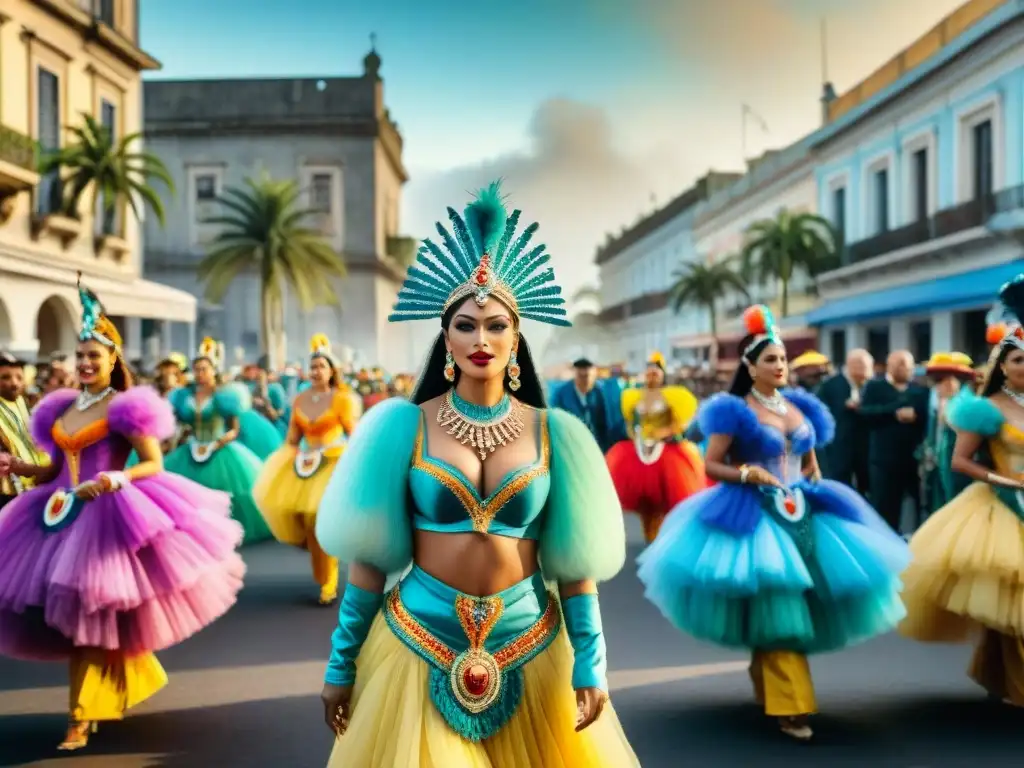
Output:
(637, 305), (909, 742)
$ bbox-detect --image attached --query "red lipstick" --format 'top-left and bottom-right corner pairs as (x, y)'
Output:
(468, 352), (494, 367)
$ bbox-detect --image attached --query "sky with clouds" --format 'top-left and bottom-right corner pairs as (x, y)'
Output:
(141, 0), (967, 302)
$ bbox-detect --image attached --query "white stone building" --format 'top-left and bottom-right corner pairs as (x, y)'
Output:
(0, 0), (196, 364)
(808, 0), (1024, 366)
(561, 173), (740, 373)
(142, 48), (416, 372)
(684, 146), (822, 370)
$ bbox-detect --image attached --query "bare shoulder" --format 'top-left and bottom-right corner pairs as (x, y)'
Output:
(514, 399), (543, 426)
(419, 394), (445, 420)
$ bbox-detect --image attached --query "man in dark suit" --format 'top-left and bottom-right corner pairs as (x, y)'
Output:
(550, 359), (624, 453)
(860, 350), (929, 534)
(816, 348), (873, 495)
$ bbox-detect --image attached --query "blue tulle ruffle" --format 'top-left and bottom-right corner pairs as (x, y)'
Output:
(637, 482), (909, 653)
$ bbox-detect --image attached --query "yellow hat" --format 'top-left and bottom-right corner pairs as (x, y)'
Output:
(790, 351), (829, 369)
(647, 351), (666, 368)
(924, 351), (975, 378)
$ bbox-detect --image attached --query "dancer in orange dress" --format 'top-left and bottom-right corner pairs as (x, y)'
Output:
(606, 352), (707, 543)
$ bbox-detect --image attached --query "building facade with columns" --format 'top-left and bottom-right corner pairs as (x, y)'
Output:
(807, 0), (1024, 366)
(0, 0), (196, 365)
(582, 173), (740, 373)
(684, 146), (822, 371)
(142, 48), (417, 373)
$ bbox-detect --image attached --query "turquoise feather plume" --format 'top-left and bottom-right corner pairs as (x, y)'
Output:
(462, 181), (508, 257)
(76, 271), (105, 341)
(388, 180), (570, 327)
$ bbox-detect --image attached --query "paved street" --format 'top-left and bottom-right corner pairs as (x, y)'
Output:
(0, 521), (1020, 768)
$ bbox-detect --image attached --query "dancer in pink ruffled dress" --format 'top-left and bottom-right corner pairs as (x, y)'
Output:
(0, 276), (245, 751)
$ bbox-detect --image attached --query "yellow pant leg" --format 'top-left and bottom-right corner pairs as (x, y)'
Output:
(751, 650), (816, 717)
(68, 649), (168, 722)
(968, 629), (1024, 705)
(307, 520), (339, 598)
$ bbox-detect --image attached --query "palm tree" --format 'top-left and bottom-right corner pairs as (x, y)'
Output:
(39, 113), (173, 233)
(741, 210), (839, 317)
(197, 175), (347, 368)
(669, 259), (749, 338)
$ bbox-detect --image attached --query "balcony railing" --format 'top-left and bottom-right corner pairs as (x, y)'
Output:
(0, 125), (36, 171)
(843, 186), (1024, 265)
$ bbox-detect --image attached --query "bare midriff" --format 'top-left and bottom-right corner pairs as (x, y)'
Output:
(414, 529), (539, 596)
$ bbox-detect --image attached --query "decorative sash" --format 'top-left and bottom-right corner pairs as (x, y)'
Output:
(994, 486), (1024, 523)
(384, 585), (561, 742)
(760, 486), (813, 558)
(41, 487), (87, 532)
(293, 437), (345, 478)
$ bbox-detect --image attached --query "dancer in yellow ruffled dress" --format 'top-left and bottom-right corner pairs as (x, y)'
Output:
(254, 335), (356, 604)
(900, 274), (1024, 705)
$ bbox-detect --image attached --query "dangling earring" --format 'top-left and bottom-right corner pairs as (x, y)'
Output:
(507, 351), (522, 392)
(443, 351), (456, 383)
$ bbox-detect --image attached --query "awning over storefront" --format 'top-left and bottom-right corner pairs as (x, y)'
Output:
(87, 274), (197, 323)
(806, 260), (1024, 327)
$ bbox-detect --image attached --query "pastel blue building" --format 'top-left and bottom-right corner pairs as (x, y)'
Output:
(807, 0), (1024, 366)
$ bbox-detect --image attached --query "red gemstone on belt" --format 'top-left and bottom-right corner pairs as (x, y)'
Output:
(463, 664), (489, 696)
(783, 496), (797, 515)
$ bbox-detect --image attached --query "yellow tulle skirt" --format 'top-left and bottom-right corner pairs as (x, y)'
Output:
(253, 446), (340, 546)
(327, 614), (640, 768)
(900, 482), (1024, 641)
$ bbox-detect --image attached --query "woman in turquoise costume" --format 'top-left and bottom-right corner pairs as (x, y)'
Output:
(637, 305), (909, 742)
(164, 338), (272, 544)
(315, 182), (639, 767)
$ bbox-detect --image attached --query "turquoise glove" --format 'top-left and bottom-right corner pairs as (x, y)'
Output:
(324, 584), (384, 686)
(562, 593), (608, 692)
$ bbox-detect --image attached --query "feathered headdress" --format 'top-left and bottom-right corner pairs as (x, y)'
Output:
(197, 336), (222, 370)
(76, 272), (122, 352)
(991, 275), (1024, 352)
(389, 181), (569, 327)
(309, 333), (338, 366)
(741, 305), (782, 360)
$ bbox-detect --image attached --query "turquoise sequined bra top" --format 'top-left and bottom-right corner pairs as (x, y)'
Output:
(409, 399), (551, 539)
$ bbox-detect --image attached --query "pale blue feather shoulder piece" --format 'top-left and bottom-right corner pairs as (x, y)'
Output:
(946, 390), (1004, 437)
(540, 409), (626, 582)
(315, 397), (418, 573)
(389, 181), (570, 327)
(213, 382), (252, 419)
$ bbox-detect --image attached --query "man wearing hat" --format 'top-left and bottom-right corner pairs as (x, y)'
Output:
(550, 358), (624, 453)
(789, 350), (831, 391)
(919, 352), (976, 520)
(0, 352), (48, 509)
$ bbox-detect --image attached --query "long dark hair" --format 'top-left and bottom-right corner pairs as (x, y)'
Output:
(410, 302), (547, 408)
(980, 344), (1011, 398)
(728, 334), (775, 397)
(310, 352), (340, 389)
(110, 355), (134, 392)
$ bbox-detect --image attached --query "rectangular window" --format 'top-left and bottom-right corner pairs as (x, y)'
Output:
(873, 168), (889, 234)
(190, 169), (223, 244)
(195, 174), (217, 202)
(37, 67), (61, 215)
(831, 186), (846, 238)
(867, 326), (890, 363)
(830, 329), (847, 363)
(96, 0), (115, 26)
(310, 173), (332, 214)
(97, 99), (118, 234)
(912, 148), (928, 222)
(910, 320), (931, 362)
(973, 119), (993, 199)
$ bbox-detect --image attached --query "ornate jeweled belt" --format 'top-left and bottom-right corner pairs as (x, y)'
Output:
(293, 437), (346, 479)
(383, 585), (560, 742)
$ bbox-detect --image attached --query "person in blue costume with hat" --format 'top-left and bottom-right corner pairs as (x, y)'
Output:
(163, 338), (273, 544)
(637, 304), (909, 743)
(315, 182), (639, 766)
